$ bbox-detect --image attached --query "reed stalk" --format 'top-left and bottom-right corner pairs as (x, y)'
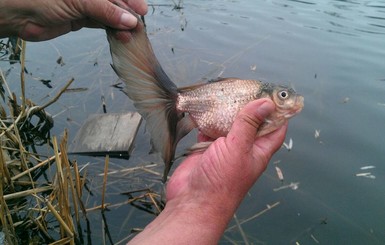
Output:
(101, 155), (110, 210)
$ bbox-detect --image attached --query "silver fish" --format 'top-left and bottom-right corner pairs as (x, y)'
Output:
(107, 14), (304, 182)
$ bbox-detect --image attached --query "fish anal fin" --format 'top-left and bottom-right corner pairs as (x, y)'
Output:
(161, 116), (196, 182)
(176, 116), (196, 144)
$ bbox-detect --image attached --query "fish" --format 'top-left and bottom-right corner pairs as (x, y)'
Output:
(106, 13), (304, 182)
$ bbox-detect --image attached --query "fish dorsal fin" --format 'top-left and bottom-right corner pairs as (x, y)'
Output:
(208, 77), (239, 83)
(178, 77), (240, 92)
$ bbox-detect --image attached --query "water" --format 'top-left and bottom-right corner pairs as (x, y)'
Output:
(1, 0), (385, 244)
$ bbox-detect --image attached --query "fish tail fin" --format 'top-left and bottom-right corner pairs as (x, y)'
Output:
(107, 15), (193, 182)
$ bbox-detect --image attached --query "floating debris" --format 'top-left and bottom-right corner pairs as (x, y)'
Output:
(56, 56), (65, 66)
(273, 182), (299, 192)
(101, 95), (107, 113)
(360, 165), (375, 170)
(250, 64), (257, 71)
(64, 87), (88, 93)
(341, 97), (350, 104)
(310, 234), (320, 244)
(356, 165), (376, 179)
(275, 166), (284, 182)
(356, 172), (376, 179)
(314, 129), (321, 139)
(275, 167), (284, 181)
(38, 78), (52, 88)
(283, 138), (293, 151)
(356, 172), (371, 177)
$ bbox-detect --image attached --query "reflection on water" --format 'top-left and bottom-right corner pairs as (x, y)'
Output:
(1, 0), (385, 244)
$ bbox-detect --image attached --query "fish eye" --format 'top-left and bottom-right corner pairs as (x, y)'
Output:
(278, 90), (289, 99)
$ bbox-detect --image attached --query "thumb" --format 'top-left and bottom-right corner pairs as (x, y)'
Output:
(226, 99), (275, 150)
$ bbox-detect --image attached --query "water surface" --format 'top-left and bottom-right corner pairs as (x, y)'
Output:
(2, 0), (385, 244)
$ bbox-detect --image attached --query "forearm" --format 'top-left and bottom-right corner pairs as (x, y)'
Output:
(129, 197), (238, 244)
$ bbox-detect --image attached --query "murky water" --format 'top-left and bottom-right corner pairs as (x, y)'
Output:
(2, 0), (385, 244)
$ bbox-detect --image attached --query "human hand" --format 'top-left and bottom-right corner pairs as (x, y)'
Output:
(0, 0), (147, 41)
(129, 99), (287, 244)
(166, 99), (287, 203)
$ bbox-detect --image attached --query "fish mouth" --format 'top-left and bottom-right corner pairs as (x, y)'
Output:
(284, 96), (304, 118)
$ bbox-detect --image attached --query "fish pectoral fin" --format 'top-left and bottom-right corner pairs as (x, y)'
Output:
(184, 141), (213, 156)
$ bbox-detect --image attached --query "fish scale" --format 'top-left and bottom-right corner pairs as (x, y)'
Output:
(177, 79), (265, 138)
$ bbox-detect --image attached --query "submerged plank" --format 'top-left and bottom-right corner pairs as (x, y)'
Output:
(69, 112), (142, 158)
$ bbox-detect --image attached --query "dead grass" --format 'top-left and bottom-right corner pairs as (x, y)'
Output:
(0, 38), (163, 244)
(0, 38), (85, 244)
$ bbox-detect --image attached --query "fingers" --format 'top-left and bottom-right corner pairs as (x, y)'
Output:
(81, 0), (147, 30)
(16, 0), (148, 41)
(80, 0), (134, 29)
(253, 122), (288, 162)
(226, 99), (275, 151)
(126, 0), (148, 15)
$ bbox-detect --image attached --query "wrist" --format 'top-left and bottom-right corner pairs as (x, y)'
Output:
(167, 194), (236, 229)
(129, 194), (237, 244)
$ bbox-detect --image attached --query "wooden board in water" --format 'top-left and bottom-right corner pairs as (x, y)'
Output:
(69, 112), (142, 158)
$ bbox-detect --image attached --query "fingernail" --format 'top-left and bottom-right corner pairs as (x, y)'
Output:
(121, 12), (138, 28)
(257, 101), (274, 118)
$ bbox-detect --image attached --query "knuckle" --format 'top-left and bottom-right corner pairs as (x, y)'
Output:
(239, 111), (264, 130)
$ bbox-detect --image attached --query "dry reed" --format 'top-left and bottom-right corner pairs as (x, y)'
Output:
(0, 38), (86, 244)
(0, 37), (164, 244)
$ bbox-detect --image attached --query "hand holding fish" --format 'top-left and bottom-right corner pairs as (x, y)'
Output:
(109, 12), (301, 244)
(129, 99), (288, 244)
(108, 12), (304, 182)
(0, 0), (147, 41)
(167, 99), (287, 201)
(0, 0), (302, 242)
